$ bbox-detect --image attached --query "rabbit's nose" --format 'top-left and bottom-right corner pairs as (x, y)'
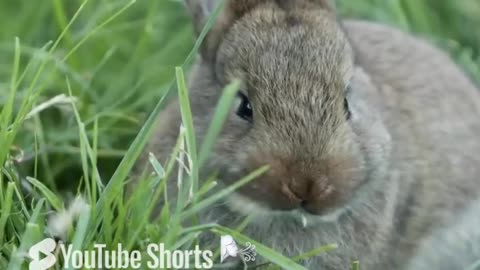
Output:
(280, 183), (305, 205)
(280, 177), (316, 206)
(280, 176), (336, 214)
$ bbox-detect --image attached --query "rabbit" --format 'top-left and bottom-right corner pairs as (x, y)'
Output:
(135, 0), (480, 269)
(406, 197), (480, 270)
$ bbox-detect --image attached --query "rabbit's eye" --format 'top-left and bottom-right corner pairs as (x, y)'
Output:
(344, 98), (352, 120)
(344, 84), (352, 120)
(236, 93), (253, 122)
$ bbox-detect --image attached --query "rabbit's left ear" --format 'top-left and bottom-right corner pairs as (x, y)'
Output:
(184, 0), (232, 62)
(184, 0), (220, 36)
(309, 0), (334, 10)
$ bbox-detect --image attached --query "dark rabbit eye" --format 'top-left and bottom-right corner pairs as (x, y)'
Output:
(344, 84), (352, 120)
(344, 98), (352, 120)
(236, 93), (253, 122)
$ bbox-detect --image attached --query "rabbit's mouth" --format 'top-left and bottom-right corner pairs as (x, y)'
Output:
(218, 169), (352, 224)
(225, 192), (347, 226)
(216, 153), (365, 221)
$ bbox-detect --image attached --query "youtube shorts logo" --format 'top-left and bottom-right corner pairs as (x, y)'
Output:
(28, 238), (57, 270)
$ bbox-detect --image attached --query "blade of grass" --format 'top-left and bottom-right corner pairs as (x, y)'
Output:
(26, 177), (64, 211)
(1, 37), (20, 130)
(13, 184), (31, 220)
(250, 243), (338, 269)
(51, 0), (78, 67)
(6, 199), (45, 270)
(0, 38), (21, 167)
(67, 77), (104, 192)
(148, 152), (165, 179)
(32, 115), (55, 188)
(180, 166), (269, 219)
(194, 174), (218, 202)
(292, 244), (338, 263)
(62, 0), (137, 62)
(65, 206), (91, 270)
(0, 182), (15, 246)
(176, 67), (198, 207)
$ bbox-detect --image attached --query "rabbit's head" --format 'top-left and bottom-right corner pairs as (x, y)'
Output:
(184, 0), (391, 220)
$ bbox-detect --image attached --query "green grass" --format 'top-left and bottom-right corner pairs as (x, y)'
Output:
(0, 0), (479, 269)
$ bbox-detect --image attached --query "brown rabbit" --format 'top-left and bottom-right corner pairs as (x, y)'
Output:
(136, 0), (480, 269)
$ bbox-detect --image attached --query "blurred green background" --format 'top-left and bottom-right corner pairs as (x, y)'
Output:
(1, 0), (479, 191)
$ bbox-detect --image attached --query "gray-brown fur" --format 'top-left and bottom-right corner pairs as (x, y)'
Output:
(135, 0), (480, 269)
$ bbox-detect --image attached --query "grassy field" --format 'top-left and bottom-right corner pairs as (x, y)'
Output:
(1, 0), (479, 269)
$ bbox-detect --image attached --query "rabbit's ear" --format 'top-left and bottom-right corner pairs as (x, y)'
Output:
(184, 0), (220, 35)
(308, 0), (334, 11)
(270, 0), (334, 11)
(184, 0), (233, 62)
(184, 0), (335, 61)
(185, 0), (265, 30)
(185, 0), (270, 61)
